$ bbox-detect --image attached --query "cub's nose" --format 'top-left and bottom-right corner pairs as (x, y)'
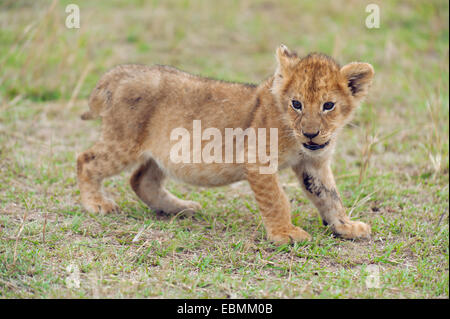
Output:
(302, 130), (320, 139)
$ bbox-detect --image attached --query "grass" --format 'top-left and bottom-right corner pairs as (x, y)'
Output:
(0, 0), (448, 298)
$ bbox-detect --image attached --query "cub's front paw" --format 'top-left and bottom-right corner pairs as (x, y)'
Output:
(268, 226), (312, 244)
(332, 220), (371, 239)
(83, 198), (120, 214)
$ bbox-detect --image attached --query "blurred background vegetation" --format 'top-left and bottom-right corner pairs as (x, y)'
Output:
(1, 0), (448, 101)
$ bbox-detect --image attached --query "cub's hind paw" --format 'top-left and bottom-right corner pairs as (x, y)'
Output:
(83, 198), (120, 214)
(268, 226), (312, 244)
(180, 200), (202, 213)
(160, 199), (202, 216)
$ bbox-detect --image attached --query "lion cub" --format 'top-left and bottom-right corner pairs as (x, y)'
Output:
(77, 45), (374, 244)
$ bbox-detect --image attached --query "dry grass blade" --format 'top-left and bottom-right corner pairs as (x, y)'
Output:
(422, 91), (446, 177)
(12, 197), (29, 267)
(348, 188), (381, 218)
(67, 63), (93, 110)
(358, 128), (402, 185)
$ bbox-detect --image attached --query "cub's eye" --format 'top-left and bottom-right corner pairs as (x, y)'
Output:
(323, 102), (335, 111)
(291, 100), (302, 111)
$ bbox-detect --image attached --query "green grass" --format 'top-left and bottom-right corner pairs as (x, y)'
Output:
(0, 0), (448, 298)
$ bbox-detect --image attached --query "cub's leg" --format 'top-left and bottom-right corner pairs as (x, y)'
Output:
(246, 166), (311, 244)
(130, 158), (201, 215)
(77, 143), (134, 214)
(292, 163), (371, 239)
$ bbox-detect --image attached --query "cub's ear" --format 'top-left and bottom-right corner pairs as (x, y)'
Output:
(340, 62), (374, 102)
(272, 44), (298, 95)
(275, 44), (298, 76)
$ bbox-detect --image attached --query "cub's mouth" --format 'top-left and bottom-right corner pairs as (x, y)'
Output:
(302, 140), (330, 151)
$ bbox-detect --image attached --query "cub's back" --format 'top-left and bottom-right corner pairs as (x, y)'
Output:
(97, 64), (259, 141)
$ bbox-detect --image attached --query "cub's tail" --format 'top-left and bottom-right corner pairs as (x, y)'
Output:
(80, 110), (96, 120)
(80, 64), (150, 120)
(80, 86), (112, 121)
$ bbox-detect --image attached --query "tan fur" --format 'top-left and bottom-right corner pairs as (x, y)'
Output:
(77, 45), (374, 244)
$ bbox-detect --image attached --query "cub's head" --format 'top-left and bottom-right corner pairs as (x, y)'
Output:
(271, 45), (374, 153)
